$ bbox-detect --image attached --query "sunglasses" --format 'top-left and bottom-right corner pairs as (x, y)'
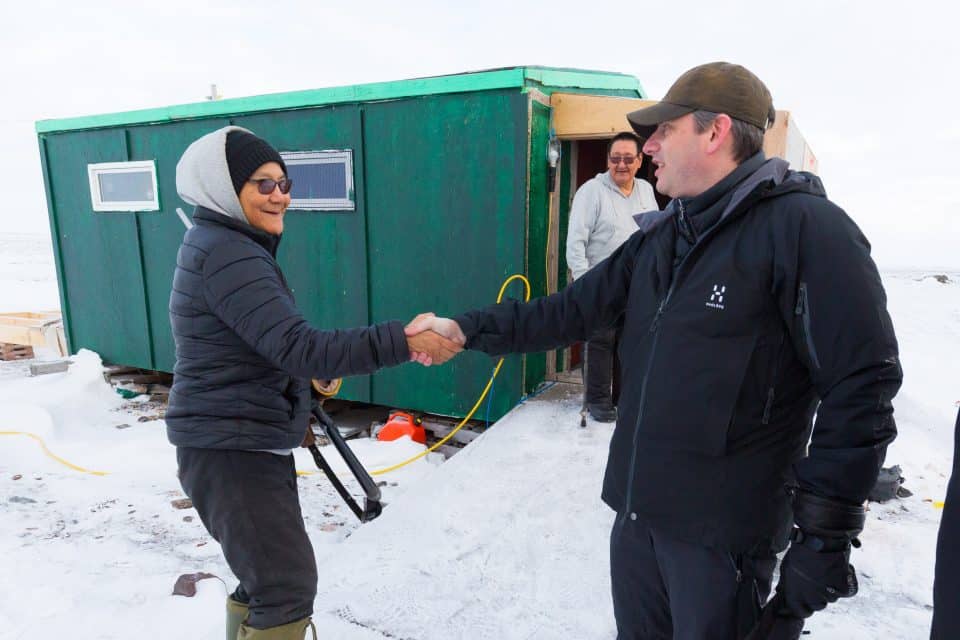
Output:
(608, 155), (638, 166)
(249, 178), (293, 195)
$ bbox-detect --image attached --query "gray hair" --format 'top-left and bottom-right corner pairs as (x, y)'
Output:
(691, 110), (765, 163)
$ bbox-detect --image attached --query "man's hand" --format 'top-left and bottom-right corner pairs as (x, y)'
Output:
(771, 491), (863, 621)
(405, 313), (465, 366)
(774, 538), (858, 619)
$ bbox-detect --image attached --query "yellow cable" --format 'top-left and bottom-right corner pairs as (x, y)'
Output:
(0, 431), (109, 476)
(2, 276), (533, 480)
(370, 274), (531, 476)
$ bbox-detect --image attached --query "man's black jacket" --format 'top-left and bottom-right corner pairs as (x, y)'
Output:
(455, 158), (901, 553)
(931, 408), (959, 639)
(167, 207), (409, 450)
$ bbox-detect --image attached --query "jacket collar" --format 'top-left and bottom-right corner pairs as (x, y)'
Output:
(192, 206), (281, 256)
(658, 153), (827, 227)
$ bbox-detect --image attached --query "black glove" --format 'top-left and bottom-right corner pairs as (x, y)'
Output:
(745, 594), (805, 640)
(774, 491), (864, 619)
(776, 537), (858, 618)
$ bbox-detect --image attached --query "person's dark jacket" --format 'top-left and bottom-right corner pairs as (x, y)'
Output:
(167, 207), (409, 450)
(455, 155), (901, 553)
(931, 407), (960, 639)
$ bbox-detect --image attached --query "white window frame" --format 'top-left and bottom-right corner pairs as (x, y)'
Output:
(280, 150), (355, 211)
(87, 160), (160, 212)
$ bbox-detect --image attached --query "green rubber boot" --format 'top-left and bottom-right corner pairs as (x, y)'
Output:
(226, 596), (249, 640)
(237, 617), (317, 639)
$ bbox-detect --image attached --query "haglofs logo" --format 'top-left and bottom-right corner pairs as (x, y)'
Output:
(706, 284), (726, 310)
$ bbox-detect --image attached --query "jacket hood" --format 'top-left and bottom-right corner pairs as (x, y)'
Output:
(176, 125), (252, 224)
(725, 157), (827, 215)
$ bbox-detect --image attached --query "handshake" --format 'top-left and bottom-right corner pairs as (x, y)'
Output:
(405, 313), (467, 366)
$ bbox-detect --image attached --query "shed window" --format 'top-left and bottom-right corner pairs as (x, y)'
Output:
(281, 150), (355, 211)
(87, 161), (159, 212)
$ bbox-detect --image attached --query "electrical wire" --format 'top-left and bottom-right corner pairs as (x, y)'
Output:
(369, 274), (531, 476)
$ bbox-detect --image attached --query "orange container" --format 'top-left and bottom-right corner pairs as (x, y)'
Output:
(377, 411), (426, 445)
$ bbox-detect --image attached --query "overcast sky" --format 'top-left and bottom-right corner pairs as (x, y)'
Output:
(4, 0), (957, 270)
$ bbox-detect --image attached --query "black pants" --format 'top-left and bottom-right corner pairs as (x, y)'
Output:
(931, 408), (960, 639)
(177, 447), (317, 629)
(611, 514), (775, 640)
(586, 327), (621, 406)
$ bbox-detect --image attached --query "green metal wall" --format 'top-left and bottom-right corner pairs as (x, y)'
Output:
(39, 91), (540, 420)
(363, 89), (531, 419)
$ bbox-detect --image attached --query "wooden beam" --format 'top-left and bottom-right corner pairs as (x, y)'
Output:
(551, 93), (657, 140)
(0, 311), (65, 354)
(762, 110), (819, 175)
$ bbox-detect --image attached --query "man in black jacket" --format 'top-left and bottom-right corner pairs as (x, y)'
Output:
(408, 62), (901, 639)
(931, 407), (959, 639)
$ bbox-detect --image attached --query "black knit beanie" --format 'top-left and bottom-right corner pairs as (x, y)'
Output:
(225, 130), (287, 195)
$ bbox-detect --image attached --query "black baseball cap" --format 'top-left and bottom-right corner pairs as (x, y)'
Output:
(627, 62), (776, 138)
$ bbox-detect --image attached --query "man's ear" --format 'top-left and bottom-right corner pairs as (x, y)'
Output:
(705, 114), (734, 155)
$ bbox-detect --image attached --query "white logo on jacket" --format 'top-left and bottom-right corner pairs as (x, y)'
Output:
(706, 284), (726, 310)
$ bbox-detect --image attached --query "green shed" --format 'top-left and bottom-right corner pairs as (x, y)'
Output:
(35, 66), (645, 420)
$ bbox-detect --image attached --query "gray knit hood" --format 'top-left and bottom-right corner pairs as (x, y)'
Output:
(176, 125), (250, 224)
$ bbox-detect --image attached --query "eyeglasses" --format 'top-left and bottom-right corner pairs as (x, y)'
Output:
(608, 155), (638, 166)
(249, 178), (293, 195)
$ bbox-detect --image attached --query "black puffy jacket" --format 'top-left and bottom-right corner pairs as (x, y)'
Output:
(166, 207), (409, 450)
(931, 408), (959, 639)
(455, 157), (901, 553)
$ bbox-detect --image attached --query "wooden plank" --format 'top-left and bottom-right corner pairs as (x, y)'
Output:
(0, 343), (34, 361)
(551, 93), (657, 140)
(762, 110), (818, 174)
(0, 311), (63, 350)
(109, 373), (170, 385)
(421, 419), (482, 445)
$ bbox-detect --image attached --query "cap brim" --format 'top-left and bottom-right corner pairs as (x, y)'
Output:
(626, 102), (695, 139)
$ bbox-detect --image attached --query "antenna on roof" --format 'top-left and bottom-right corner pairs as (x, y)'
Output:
(206, 84), (223, 101)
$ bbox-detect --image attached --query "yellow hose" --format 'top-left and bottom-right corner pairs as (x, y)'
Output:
(370, 274), (531, 475)
(3, 275), (533, 480)
(0, 431), (109, 476)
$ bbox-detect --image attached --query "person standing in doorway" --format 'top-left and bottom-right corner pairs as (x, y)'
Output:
(565, 132), (658, 422)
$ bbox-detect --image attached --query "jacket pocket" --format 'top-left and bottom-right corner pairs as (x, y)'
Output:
(639, 332), (758, 456)
(795, 282), (821, 371)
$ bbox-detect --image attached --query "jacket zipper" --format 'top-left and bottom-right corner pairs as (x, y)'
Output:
(795, 282), (821, 370)
(620, 190), (769, 517)
(761, 331), (786, 425)
(622, 200), (695, 519)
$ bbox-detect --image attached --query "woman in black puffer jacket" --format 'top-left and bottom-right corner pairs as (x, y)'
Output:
(168, 127), (455, 640)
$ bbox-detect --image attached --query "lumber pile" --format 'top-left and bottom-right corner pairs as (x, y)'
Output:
(0, 342), (34, 361)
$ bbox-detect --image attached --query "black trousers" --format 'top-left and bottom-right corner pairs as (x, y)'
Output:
(611, 514), (775, 640)
(586, 327), (621, 406)
(177, 447), (318, 629)
(931, 407), (960, 639)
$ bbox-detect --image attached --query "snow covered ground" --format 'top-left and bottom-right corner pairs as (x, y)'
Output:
(0, 232), (956, 639)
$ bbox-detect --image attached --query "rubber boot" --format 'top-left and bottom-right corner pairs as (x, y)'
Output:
(237, 617), (317, 639)
(226, 596), (249, 640)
